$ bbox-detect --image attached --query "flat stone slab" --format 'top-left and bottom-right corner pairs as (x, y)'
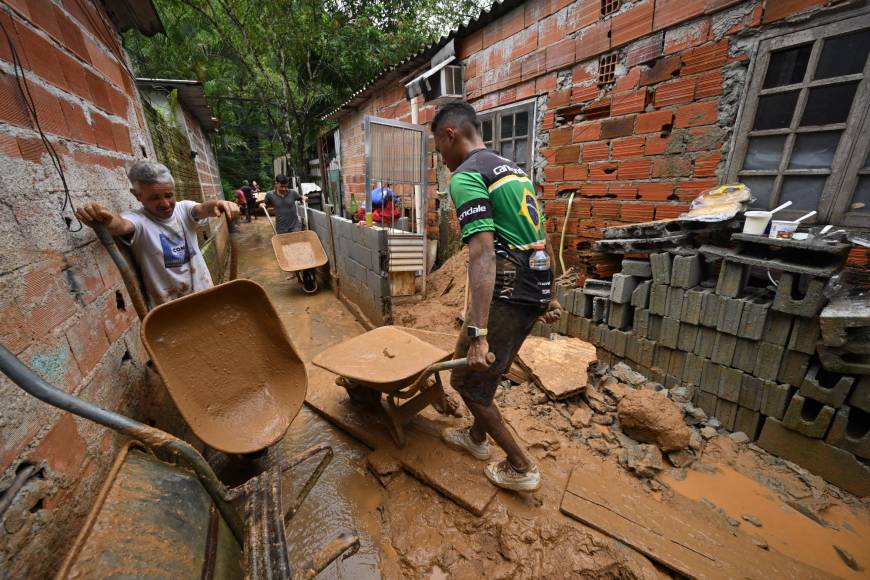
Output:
(519, 336), (597, 400)
(698, 245), (840, 277)
(731, 233), (851, 255)
(595, 234), (691, 254)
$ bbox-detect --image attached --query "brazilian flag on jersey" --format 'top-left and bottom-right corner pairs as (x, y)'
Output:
(449, 148), (546, 248)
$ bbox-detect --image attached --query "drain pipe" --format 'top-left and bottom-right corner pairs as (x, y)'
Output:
(411, 96), (428, 297)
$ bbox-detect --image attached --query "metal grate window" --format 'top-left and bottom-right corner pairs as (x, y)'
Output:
(479, 101), (535, 176)
(601, 0), (621, 17)
(598, 53), (618, 85)
(728, 14), (870, 227)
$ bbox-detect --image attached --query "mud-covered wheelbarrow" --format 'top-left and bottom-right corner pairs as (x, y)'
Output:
(312, 326), (493, 447)
(263, 207), (327, 294)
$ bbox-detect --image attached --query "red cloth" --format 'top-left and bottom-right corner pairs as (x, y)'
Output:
(355, 200), (401, 224)
(234, 189), (246, 205)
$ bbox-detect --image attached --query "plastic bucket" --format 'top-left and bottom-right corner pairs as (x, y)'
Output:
(769, 220), (798, 239)
(743, 211), (771, 235)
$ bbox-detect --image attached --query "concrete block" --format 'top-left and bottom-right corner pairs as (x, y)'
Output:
(598, 349), (613, 367)
(738, 297), (770, 341)
(648, 315), (663, 341)
(666, 287), (685, 319)
(650, 252), (672, 285)
(568, 315), (582, 338)
(755, 342), (785, 382)
(588, 323), (600, 344)
(717, 297), (745, 335)
(557, 310), (570, 334)
(817, 346), (870, 375)
(659, 317), (680, 349)
(665, 374), (681, 389)
(772, 273), (828, 318)
(653, 344), (672, 374)
(608, 302), (634, 330)
(820, 297), (870, 350)
(782, 394), (836, 439)
(633, 308), (650, 337)
(649, 284), (669, 316)
(671, 254), (702, 288)
(639, 338), (656, 367)
(761, 310), (793, 346)
(678, 324), (699, 353)
(732, 338), (758, 375)
(621, 259), (652, 278)
(649, 367), (665, 385)
(631, 280), (651, 309)
(799, 364), (855, 408)
(682, 353), (704, 385)
(572, 291), (594, 317)
(716, 260), (749, 298)
(778, 350), (811, 385)
(718, 367), (743, 403)
(557, 285), (574, 313)
(849, 376), (870, 413)
(580, 317), (592, 340)
(735, 407), (764, 440)
(711, 332), (738, 366)
(788, 316), (821, 355)
(680, 287), (707, 325)
(668, 350), (686, 379)
(739, 375), (764, 412)
(826, 406), (870, 460)
(700, 360), (722, 394)
(758, 418), (870, 497)
(592, 297), (609, 322)
(761, 383), (794, 420)
(700, 291), (723, 328)
(716, 398), (738, 430)
(697, 391), (718, 417)
(694, 327), (717, 359)
(584, 278), (613, 298)
(611, 329), (629, 358)
(611, 274), (639, 304)
(626, 334), (641, 362)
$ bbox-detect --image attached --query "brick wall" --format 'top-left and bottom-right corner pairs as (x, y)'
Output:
(336, 0), (867, 275)
(0, 1), (157, 576)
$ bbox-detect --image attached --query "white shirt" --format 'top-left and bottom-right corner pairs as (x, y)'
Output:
(121, 200), (213, 308)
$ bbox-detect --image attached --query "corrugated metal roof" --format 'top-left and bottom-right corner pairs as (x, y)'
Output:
(101, 0), (164, 36)
(326, 0), (525, 120)
(136, 78), (219, 131)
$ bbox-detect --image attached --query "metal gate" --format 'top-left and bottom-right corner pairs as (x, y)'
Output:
(364, 116), (428, 296)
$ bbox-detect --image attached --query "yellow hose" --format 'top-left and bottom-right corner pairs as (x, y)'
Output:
(558, 191), (575, 274)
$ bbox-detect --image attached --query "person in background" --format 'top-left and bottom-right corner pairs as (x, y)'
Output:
(260, 174), (306, 234)
(234, 186), (247, 221)
(75, 160), (239, 308)
(432, 101), (561, 492)
(241, 180), (255, 222)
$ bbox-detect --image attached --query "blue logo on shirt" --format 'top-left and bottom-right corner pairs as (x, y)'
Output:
(160, 233), (193, 268)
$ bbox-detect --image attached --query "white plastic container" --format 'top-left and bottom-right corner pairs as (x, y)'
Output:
(769, 220), (798, 239)
(743, 211), (772, 235)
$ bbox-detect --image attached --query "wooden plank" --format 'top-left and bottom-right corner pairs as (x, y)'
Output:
(389, 271), (417, 296)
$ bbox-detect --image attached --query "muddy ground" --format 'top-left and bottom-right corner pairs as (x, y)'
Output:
(236, 220), (869, 579)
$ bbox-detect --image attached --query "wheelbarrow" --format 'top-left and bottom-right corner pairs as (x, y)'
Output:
(311, 326), (492, 447)
(0, 344), (359, 578)
(140, 279), (307, 456)
(263, 207), (327, 294)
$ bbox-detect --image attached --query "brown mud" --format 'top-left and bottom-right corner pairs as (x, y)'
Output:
(392, 247), (468, 332)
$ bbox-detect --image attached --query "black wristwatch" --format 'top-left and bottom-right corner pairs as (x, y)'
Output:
(467, 326), (488, 339)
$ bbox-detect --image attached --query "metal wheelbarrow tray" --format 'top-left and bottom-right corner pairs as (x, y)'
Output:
(270, 231), (328, 273)
(141, 279), (306, 455)
(312, 326), (475, 447)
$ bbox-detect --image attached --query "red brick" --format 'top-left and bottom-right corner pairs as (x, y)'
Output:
(625, 33), (664, 67)
(510, 25), (539, 61)
(654, 78), (696, 107)
(525, 0), (558, 27)
(539, 9), (568, 48)
(573, 120), (601, 142)
(544, 164), (564, 181)
(612, 0), (654, 47)
(762, 0), (827, 23)
(621, 203), (656, 222)
(28, 83), (69, 136)
(0, 10), (26, 66)
(32, 4), (65, 43)
(17, 137), (44, 163)
(612, 136), (645, 159)
(653, 156), (692, 178)
(618, 159), (651, 180)
(611, 89), (647, 116)
(564, 164), (588, 181)
(675, 179), (718, 201)
(85, 70), (113, 113)
(536, 72), (557, 93)
(542, 184), (557, 199)
(695, 71), (723, 99)
(0, 132), (19, 158)
(609, 184), (639, 200)
(458, 30), (483, 58)
(91, 112), (115, 150)
(674, 100), (718, 128)
(111, 122), (132, 155)
(15, 21), (67, 89)
(600, 116), (635, 139)
(551, 125), (573, 148)
(575, 20), (611, 62)
(613, 67), (641, 92)
(66, 312), (110, 376)
(502, 6), (526, 38)
(664, 20), (711, 55)
(483, 19), (504, 48)
(639, 54), (682, 86)
(592, 200), (621, 218)
(645, 135), (669, 155)
(498, 86), (516, 105)
(693, 152), (721, 178)
(638, 182), (675, 201)
(635, 110), (674, 134)
(58, 12), (91, 63)
(572, 60), (597, 84)
(21, 259), (78, 340)
(705, 0), (743, 11)
(555, 144), (582, 164)
(655, 203), (691, 219)
(682, 40), (729, 75)
(654, 0), (705, 31)
(547, 37), (576, 71)
(571, 82), (599, 103)
(846, 246), (869, 268)
(549, 88), (571, 108)
(30, 415), (87, 478)
(583, 142), (609, 161)
(542, 111), (555, 130)
(487, 44), (508, 69)
(59, 100), (94, 144)
(589, 162), (618, 180)
(0, 73), (31, 128)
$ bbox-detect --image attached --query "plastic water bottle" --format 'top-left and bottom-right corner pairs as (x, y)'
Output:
(529, 243), (550, 271)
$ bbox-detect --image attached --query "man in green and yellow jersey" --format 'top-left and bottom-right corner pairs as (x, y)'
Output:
(432, 101), (561, 492)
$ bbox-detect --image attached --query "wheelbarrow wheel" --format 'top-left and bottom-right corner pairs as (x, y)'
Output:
(301, 270), (318, 293)
(336, 377), (381, 407)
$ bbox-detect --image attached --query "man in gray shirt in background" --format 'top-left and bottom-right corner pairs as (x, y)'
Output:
(260, 174), (306, 233)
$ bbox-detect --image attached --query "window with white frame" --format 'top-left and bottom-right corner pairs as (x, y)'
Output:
(478, 101), (535, 177)
(728, 13), (870, 228)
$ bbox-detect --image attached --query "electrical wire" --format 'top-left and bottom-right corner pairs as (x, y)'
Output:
(0, 19), (82, 231)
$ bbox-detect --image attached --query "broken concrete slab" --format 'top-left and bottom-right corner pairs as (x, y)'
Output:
(595, 234), (691, 254)
(825, 406), (870, 460)
(782, 394), (836, 439)
(519, 336), (597, 400)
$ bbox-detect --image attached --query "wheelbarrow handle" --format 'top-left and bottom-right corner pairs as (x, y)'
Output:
(406, 352), (496, 393)
(263, 205), (278, 234)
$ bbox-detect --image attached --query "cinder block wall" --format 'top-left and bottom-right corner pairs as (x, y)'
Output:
(0, 2), (156, 575)
(306, 207), (391, 324)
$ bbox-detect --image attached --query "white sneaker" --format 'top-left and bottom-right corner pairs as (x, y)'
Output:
(484, 460), (541, 491)
(441, 427), (490, 460)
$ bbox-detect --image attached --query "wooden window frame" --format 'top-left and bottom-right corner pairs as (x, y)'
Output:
(478, 99), (537, 180)
(726, 11), (870, 228)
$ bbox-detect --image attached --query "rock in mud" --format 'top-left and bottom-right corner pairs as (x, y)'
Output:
(588, 438), (612, 456)
(610, 362), (647, 386)
(833, 545), (864, 572)
(620, 443), (663, 477)
(741, 514), (763, 527)
(689, 429), (704, 451)
(667, 449), (696, 468)
(729, 431), (750, 444)
(617, 390), (690, 451)
(700, 426), (718, 440)
(569, 403), (593, 428)
(601, 376), (627, 400)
